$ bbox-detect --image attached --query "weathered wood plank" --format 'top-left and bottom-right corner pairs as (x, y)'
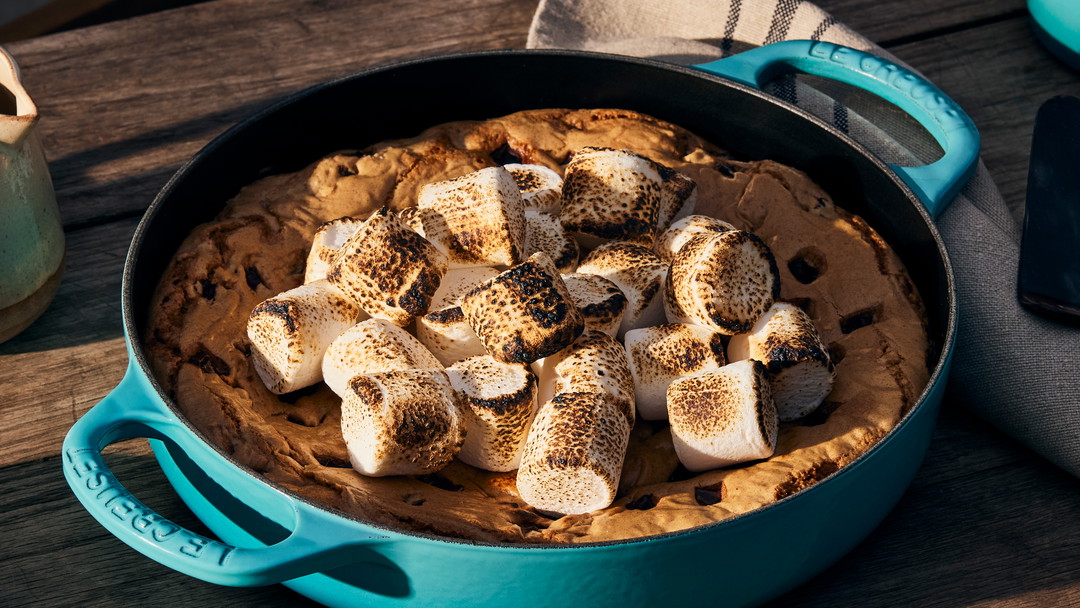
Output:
(1, 442), (319, 608)
(0, 217), (133, 468)
(6, 0), (539, 229)
(818, 0), (1024, 44)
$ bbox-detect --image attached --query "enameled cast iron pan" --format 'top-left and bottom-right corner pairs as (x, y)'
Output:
(63, 41), (978, 607)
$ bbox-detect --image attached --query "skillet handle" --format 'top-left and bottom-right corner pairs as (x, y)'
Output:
(693, 40), (980, 218)
(63, 360), (385, 586)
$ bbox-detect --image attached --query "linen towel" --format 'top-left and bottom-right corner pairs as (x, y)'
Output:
(528, 0), (1080, 478)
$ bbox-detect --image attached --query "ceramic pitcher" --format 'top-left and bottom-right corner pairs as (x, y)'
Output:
(0, 46), (63, 344)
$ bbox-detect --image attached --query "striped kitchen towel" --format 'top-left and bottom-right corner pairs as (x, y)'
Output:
(528, 0), (1080, 478)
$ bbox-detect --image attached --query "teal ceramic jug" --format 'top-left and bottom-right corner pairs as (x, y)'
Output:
(0, 46), (63, 343)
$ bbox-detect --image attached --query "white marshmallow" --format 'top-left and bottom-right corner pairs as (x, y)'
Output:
(535, 330), (635, 424)
(416, 306), (488, 368)
(304, 217), (364, 283)
(623, 323), (727, 421)
(560, 147), (665, 248)
(656, 165), (698, 233)
(447, 355), (538, 472)
(517, 390), (632, 514)
(246, 279), (362, 394)
(576, 241), (667, 338)
(340, 369), (464, 477)
(327, 207), (448, 326)
(524, 208), (579, 274)
(504, 163), (563, 215)
(415, 267), (501, 366)
(417, 166), (527, 267)
(728, 302), (834, 421)
(460, 252), (584, 364)
(561, 272), (627, 338)
(664, 231), (780, 335)
(667, 359), (778, 471)
(654, 214), (736, 265)
(321, 318), (442, 397)
(429, 267), (501, 310)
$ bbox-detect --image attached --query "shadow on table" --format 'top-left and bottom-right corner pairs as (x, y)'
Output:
(766, 407), (1080, 606)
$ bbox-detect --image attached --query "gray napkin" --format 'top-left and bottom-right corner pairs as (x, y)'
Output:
(528, 0), (1080, 478)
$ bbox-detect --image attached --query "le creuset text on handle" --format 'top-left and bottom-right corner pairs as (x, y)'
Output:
(693, 40), (981, 217)
(62, 357), (387, 587)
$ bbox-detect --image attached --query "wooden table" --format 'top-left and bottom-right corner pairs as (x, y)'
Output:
(3, 0), (1079, 606)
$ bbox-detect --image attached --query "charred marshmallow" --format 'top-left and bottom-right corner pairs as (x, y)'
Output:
(728, 302), (834, 421)
(246, 279), (362, 394)
(327, 207), (447, 326)
(667, 359), (778, 471)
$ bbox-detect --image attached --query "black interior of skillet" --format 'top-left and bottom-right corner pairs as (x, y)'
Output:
(128, 49), (950, 392)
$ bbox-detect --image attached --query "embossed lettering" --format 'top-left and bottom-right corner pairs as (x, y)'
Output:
(808, 41), (829, 59)
(132, 510), (158, 533)
(151, 521), (181, 542)
(95, 485), (124, 505)
(85, 470), (109, 491)
(181, 536), (210, 558)
(110, 498), (139, 520)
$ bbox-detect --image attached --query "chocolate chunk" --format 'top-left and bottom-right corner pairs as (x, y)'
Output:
(187, 348), (230, 376)
(198, 278), (217, 300)
(315, 455), (352, 469)
(245, 266), (266, 290)
(626, 494), (658, 510)
(490, 142), (522, 165)
(417, 473), (463, 492)
(693, 482), (726, 506)
(839, 306), (881, 334)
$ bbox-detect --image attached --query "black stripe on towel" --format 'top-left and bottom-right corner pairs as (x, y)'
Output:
(721, 0), (743, 54)
(765, 0), (801, 45)
(810, 15), (838, 41)
(833, 99), (850, 133)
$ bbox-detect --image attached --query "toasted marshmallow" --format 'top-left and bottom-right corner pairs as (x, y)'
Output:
(327, 207), (447, 326)
(429, 267), (502, 310)
(561, 147), (664, 248)
(447, 355), (538, 472)
(654, 214), (736, 265)
(397, 206), (427, 234)
(517, 391), (632, 514)
(536, 330), (635, 424)
(561, 273), (627, 338)
(340, 369), (464, 476)
(656, 165), (698, 232)
(460, 252), (585, 364)
(576, 241), (666, 338)
(417, 166), (527, 267)
(416, 307), (488, 367)
(504, 163), (563, 215)
(524, 208), (579, 274)
(664, 231), (780, 335)
(414, 267), (501, 366)
(728, 302), (834, 421)
(304, 217), (363, 283)
(667, 359), (778, 471)
(247, 280), (362, 394)
(624, 323), (727, 421)
(321, 318), (442, 397)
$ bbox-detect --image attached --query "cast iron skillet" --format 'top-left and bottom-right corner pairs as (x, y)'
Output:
(63, 41), (978, 607)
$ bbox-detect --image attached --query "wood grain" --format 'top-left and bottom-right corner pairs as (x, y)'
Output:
(5, 0), (539, 230)
(2, 0), (1079, 606)
(818, 0), (1025, 44)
